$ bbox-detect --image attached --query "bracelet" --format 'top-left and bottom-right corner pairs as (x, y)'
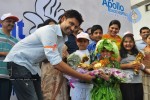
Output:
(141, 63), (146, 70)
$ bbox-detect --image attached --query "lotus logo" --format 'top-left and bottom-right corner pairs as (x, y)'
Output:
(127, 7), (142, 23)
(23, 0), (65, 34)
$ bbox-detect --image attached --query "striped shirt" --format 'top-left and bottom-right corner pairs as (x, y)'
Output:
(0, 29), (18, 78)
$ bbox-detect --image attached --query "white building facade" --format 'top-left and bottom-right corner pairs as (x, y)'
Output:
(131, 0), (150, 40)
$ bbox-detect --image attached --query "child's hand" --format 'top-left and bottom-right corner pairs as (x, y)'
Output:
(130, 61), (141, 69)
(98, 71), (110, 81)
(131, 62), (142, 75)
(90, 61), (98, 66)
(132, 63), (141, 70)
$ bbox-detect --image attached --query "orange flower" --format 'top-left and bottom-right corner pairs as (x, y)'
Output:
(110, 57), (115, 61)
(99, 58), (110, 67)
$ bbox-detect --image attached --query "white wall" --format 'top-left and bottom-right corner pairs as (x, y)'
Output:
(130, 0), (150, 40)
(132, 5), (150, 40)
(130, 0), (145, 6)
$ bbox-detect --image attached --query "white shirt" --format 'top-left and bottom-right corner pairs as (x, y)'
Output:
(4, 25), (67, 75)
(69, 50), (93, 100)
(136, 39), (147, 51)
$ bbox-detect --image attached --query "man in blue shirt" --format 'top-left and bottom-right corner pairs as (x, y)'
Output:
(4, 10), (94, 100)
(0, 13), (19, 100)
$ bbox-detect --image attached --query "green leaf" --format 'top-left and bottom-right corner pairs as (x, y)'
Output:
(94, 39), (119, 58)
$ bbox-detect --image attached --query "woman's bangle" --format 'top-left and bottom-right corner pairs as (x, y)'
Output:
(141, 63), (146, 70)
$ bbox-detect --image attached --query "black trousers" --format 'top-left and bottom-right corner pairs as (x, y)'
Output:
(8, 62), (43, 100)
(0, 78), (12, 100)
(120, 83), (143, 100)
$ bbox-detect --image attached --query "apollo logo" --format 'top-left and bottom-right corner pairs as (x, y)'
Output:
(102, 0), (126, 16)
(102, 0), (124, 11)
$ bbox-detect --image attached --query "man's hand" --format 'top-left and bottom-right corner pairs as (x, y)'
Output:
(0, 52), (8, 56)
(82, 73), (95, 82)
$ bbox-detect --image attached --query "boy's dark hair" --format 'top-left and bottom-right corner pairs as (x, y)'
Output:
(85, 27), (91, 34)
(59, 9), (84, 25)
(91, 25), (103, 34)
(139, 27), (150, 34)
(120, 34), (138, 58)
(109, 20), (121, 29)
(37, 18), (57, 28)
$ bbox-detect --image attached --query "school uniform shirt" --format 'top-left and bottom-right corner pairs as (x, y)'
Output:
(4, 25), (67, 75)
(69, 49), (93, 100)
(0, 29), (18, 78)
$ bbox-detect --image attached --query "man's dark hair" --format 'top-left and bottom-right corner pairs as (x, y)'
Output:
(85, 27), (91, 34)
(140, 27), (150, 34)
(59, 9), (84, 25)
(91, 25), (103, 34)
(109, 20), (121, 29)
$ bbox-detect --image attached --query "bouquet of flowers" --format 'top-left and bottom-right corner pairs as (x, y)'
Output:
(90, 67), (128, 82)
(64, 67), (89, 88)
(89, 61), (131, 100)
(65, 53), (92, 88)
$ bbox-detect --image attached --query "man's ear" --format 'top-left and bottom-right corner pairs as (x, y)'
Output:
(60, 16), (66, 23)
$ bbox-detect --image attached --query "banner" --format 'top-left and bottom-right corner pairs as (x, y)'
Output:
(0, 0), (132, 100)
(0, 0), (133, 40)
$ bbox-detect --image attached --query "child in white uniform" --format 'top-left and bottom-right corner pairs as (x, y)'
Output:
(67, 32), (93, 100)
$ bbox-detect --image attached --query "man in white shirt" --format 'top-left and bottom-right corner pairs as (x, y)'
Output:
(136, 27), (150, 51)
(4, 10), (94, 100)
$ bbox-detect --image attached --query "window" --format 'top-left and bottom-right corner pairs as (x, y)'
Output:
(145, 3), (150, 12)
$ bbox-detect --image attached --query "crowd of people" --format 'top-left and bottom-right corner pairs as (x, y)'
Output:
(0, 9), (150, 100)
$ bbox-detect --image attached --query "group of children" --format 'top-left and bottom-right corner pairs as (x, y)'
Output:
(65, 27), (150, 100)
(37, 17), (150, 100)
